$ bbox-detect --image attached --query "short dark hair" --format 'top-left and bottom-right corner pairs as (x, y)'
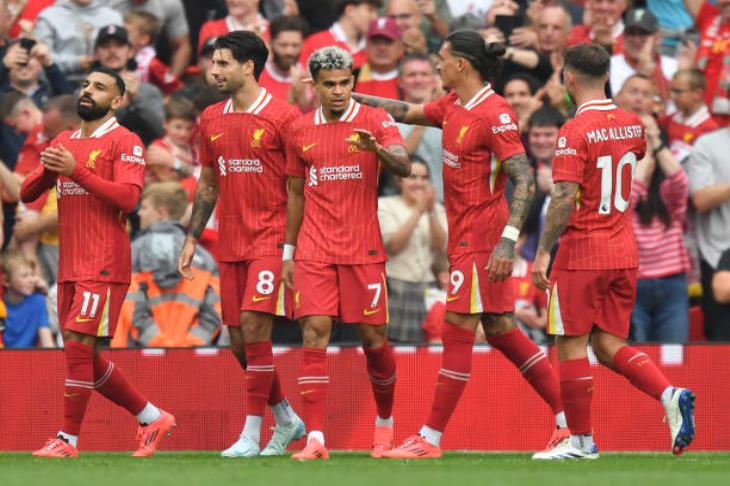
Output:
(270, 15), (309, 40)
(88, 66), (126, 96)
(336, 0), (383, 18)
(527, 106), (566, 130)
(214, 31), (269, 81)
(564, 43), (610, 78)
(165, 98), (197, 122)
(504, 72), (540, 96)
(675, 68), (706, 91)
(446, 30), (505, 83)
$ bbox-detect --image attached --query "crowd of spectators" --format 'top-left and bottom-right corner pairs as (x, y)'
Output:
(0, 0), (729, 348)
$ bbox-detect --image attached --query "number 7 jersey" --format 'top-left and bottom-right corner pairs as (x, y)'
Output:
(551, 99), (646, 270)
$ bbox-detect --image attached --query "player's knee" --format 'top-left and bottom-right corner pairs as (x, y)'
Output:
(300, 318), (331, 348)
(358, 324), (386, 349)
(240, 312), (271, 342)
(481, 313), (516, 337)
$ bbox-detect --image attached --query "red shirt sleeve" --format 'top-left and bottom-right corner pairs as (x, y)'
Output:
(198, 113), (214, 168)
(373, 110), (405, 147)
(113, 133), (146, 188)
(423, 93), (455, 127)
(484, 105), (525, 162)
(285, 125), (306, 178)
(552, 122), (588, 184)
(697, 2), (719, 31)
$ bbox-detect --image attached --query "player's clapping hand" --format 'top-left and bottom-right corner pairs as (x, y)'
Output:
(41, 144), (77, 176)
(177, 236), (197, 280)
(486, 238), (514, 282)
(531, 249), (552, 291)
(347, 129), (380, 153)
(282, 260), (295, 290)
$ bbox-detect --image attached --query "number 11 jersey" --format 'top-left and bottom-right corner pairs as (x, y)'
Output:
(551, 99), (647, 271)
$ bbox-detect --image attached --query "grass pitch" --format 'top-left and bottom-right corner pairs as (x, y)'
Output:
(1, 452), (728, 486)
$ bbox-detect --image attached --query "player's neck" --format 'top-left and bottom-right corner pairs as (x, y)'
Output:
(230, 83), (263, 112)
(573, 89), (610, 109)
(336, 18), (361, 48)
(454, 77), (490, 105)
(682, 103), (703, 119)
(80, 113), (115, 138)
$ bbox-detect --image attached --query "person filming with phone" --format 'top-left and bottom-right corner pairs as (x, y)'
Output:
(482, 0), (553, 91)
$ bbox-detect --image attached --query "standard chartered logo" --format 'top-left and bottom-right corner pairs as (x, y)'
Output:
(217, 156), (263, 176)
(309, 165), (318, 186)
(218, 156), (226, 176)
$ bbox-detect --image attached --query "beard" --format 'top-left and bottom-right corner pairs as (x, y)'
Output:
(77, 96), (111, 121)
(273, 51), (296, 71)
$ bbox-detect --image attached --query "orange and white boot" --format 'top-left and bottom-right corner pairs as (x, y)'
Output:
(133, 410), (176, 457)
(32, 437), (79, 458)
(291, 436), (329, 461)
(381, 434), (442, 459)
(371, 426), (393, 458)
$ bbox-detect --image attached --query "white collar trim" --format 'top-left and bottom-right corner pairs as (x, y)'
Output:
(70, 116), (119, 139)
(314, 98), (361, 125)
(576, 98), (618, 116)
(223, 88), (272, 115)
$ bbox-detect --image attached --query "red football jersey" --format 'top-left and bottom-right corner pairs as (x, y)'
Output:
(355, 65), (400, 99)
(199, 88), (299, 262)
(15, 123), (49, 176)
(567, 25), (624, 54)
(54, 118), (145, 283)
(552, 99), (647, 270)
(660, 105), (719, 162)
(286, 99), (404, 264)
(299, 23), (367, 70)
(259, 62), (294, 103)
(423, 85), (525, 256)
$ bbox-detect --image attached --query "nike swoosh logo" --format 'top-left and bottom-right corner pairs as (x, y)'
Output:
(302, 143), (317, 152)
(252, 295), (271, 302)
(300, 389), (316, 395)
(363, 308), (381, 316)
(211, 132), (225, 142)
(64, 393), (79, 398)
(75, 316), (94, 323)
(446, 295), (460, 302)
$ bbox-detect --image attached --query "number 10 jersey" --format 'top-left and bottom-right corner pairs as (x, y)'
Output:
(551, 99), (647, 271)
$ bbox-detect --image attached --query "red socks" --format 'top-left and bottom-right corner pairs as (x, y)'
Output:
(245, 341), (276, 416)
(268, 368), (286, 407)
(487, 327), (563, 414)
(612, 346), (671, 400)
(298, 347), (328, 432)
(559, 358), (593, 435)
(93, 354), (147, 416)
(62, 341), (95, 436)
(426, 323), (474, 432)
(363, 341), (396, 420)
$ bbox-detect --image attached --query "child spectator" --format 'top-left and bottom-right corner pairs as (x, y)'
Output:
(113, 182), (221, 347)
(145, 99), (197, 198)
(125, 10), (182, 96)
(2, 250), (53, 348)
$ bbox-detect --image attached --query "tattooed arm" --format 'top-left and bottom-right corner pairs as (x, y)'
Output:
(486, 152), (536, 282)
(352, 93), (431, 126)
(532, 180), (580, 290)
(177, 166), (218, 279)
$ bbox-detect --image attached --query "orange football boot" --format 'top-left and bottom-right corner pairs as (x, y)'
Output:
(370, 426), (393, 458)
(132, 410), (176, 457)
(32, 438), (79, 458)
(381, 434), (442, 459)
(291, 438), (329, 460)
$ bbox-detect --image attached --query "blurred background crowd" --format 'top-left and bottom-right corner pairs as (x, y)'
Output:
(0, 0), (729, 349)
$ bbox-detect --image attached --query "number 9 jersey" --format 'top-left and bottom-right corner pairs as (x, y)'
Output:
(551, 99), (647, 271)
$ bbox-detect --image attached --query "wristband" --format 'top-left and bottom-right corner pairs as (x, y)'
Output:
(652, 143), (667, 156)
(501, 225), (520, 242)
(282, 244), (296, 261)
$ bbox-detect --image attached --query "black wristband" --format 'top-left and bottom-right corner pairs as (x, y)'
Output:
(652, 143), (667, 156)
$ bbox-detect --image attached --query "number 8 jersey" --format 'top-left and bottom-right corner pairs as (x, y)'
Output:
(552, 99), (646, 271)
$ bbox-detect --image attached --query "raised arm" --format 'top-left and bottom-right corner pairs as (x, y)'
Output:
(352, 93), (432, 126)
(532, 181), (580, 290)
(684, 0), (704, 20)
